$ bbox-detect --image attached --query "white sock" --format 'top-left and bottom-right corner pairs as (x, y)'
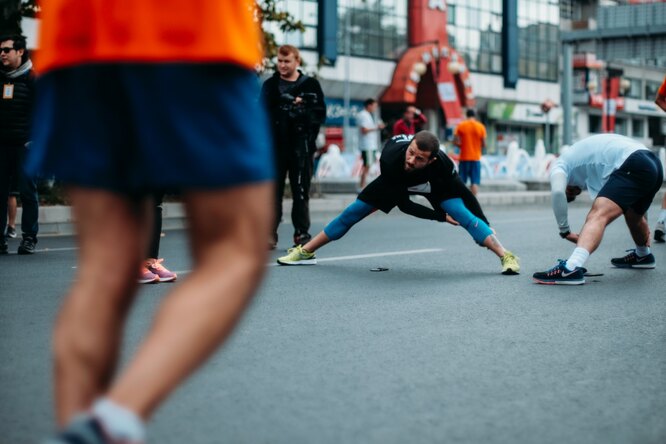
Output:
(565, 247), (589, 271)
(635, 245), (650, 257)
(658, 209), (666, 224)
(92, 398), (146, 443)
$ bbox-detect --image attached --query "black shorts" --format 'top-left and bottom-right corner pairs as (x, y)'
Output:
(597, 150), (664, 214)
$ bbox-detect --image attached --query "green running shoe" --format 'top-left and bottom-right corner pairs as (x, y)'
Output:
(501, 250), (520, 275)
(277, 245), (317, 265)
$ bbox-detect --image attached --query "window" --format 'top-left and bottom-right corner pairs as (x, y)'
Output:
(623, 78), (642, 99)
(516, 0), (559, 81)
(646, 81), (661, 101)
(263, 0), (319, 50)
(632, 118), (644, 138)
(451, 0), (559, 80)
(338, 1), (407, 59)
(589, 115), (602, 134)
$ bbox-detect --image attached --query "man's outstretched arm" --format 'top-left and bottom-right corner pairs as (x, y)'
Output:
(550, 170), (573, 238)
(397, 197), (444, 221)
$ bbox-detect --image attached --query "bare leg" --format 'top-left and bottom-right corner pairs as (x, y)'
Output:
(53, 189), (152, 425)
(7, 195), (17, 229)
(481, 233), (506, 257)
(107, 182), (272, 419)
(359, 166), (369, 189)
(576, 197), (623, 253)
(624, 208), (651, 247)
(470, 184), (479, 196)
(303, 231), (331, 253)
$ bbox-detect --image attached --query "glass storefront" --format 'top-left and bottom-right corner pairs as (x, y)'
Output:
(263, 0), (408, 60)
(338, 0), (408, 59)
(266, 0), (559, 81)
(447, 0), (559, 81)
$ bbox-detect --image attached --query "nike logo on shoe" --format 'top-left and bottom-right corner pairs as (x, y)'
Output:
(561, 269), (578, 277)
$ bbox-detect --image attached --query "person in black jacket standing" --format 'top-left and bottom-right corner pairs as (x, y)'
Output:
(0, 34), (38, 254)
(261, 45), (326, 248)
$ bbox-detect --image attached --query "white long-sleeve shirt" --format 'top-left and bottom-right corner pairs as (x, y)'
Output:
(549, 134), (648, 233)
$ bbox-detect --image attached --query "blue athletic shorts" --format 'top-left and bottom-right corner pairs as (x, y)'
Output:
(597, 150), (663, 214)
(458, 160), (481, 185)
(27, 64), (274, 194)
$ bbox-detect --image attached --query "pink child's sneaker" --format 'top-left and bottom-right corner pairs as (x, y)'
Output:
(146, 258), (177, 282)
(138, 266), (159, 284)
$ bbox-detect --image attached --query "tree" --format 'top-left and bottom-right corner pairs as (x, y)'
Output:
(256, 0), (305, 70)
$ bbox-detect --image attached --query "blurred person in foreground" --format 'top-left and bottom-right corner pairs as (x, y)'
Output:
(261, 45), (326, 249)
(0, 34), (39, 254)
(533, 134), (662, 285)
(32, 1), (274, 443)
(653, 75), (666, 243)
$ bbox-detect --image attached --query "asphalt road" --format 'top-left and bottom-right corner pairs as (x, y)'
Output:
(1, 203), (665, 444)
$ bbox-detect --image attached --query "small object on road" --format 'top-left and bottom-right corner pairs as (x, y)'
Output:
(583, 272), (604, 277)
(370, 267), (389, 272)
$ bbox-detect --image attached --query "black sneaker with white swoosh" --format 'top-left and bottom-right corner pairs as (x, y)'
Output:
(610, 249), (656, 269)
(533, 259), (585, 285)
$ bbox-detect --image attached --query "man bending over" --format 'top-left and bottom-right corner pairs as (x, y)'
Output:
(277, 131), (520, 275)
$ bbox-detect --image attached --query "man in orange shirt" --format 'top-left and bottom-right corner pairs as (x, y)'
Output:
(454, 109), (487, 195)
(33, 1), (274, 443)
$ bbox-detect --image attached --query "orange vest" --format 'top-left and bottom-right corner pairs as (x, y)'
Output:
(36, 0), (263, 73)
(454, 119), (486, 161)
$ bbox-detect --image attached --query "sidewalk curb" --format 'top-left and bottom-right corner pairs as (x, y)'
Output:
(14, 188), (666, 237)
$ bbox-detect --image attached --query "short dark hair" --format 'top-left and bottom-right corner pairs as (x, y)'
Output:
(1, 34), (26, 51)
(364, 98), (376, 108)
(413, 131), (440, 157)
(466, 109), (476, 118)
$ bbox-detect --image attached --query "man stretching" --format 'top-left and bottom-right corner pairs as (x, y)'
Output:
(533, 134), (663, 285)
(278, 131), (520, 275)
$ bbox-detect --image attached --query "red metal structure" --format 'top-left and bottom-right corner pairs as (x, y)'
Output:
(380, 0), (475, 129)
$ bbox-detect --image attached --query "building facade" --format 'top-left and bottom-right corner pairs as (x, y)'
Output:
(266, 0), (562, 154)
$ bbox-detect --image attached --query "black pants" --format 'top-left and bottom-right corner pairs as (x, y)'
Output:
(274, 151), (313, 237)
(0, 145), (39, 241)
(148, 192), (164, 259)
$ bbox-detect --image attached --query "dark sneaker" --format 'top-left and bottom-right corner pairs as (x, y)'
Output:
(0, 241), (7, 255)
(293, 232), (311, 247)
(45, 415), (143, 444)
(655, 221), (665, 243)
(18, 237), (37, 255)
(269, 233), (278, 250)
(5, 226), (16, 238)
(610, 249), (656, 269)
(533, 260), (585, 285)
(44, 416), (111, 444)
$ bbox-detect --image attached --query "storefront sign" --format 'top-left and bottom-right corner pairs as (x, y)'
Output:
(487, 101), (562, 123)
(325, 98), (365, 126)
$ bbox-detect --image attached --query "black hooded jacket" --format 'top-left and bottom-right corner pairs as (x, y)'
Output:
(0, 60), (35, 147)
(261, 71), (326, 156)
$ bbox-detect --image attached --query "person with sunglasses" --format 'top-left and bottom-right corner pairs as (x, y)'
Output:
(0, 34), (39, 255)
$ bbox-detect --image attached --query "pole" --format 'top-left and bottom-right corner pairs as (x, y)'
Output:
(342, 0), (351, 150)
(562, 43), (573, 146)
(545, 111), (550, 152)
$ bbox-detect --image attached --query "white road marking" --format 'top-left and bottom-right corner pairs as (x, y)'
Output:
(173, 248), (445, 275)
